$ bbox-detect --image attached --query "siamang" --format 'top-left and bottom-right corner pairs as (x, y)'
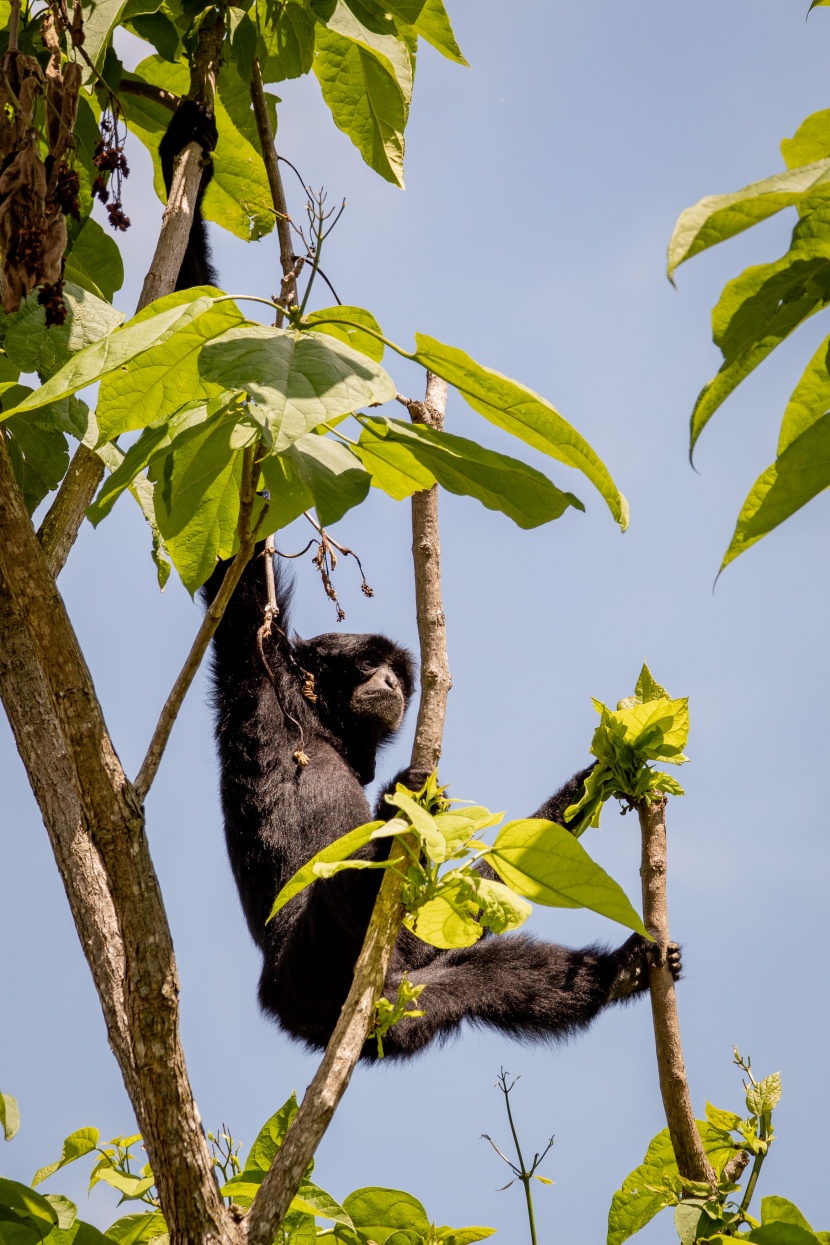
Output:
(201, 548), (680, 1059)
(160, 104), (680, 1059)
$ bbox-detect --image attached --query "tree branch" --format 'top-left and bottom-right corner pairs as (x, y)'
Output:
(38, 17), (226, 577)
(119, 79), (179, 111)
(638, 795), (716, 1186)
(134, 443), (268, 801)
(249, 57), (298, 324)
(0, 409), (236, 1245)
(244, 373), (451, 1245)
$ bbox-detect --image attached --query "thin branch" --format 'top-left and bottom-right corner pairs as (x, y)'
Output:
(9, 0), (20, 51)
(37, 443), (106, 577)
(638, 795), (716, 1186)
(244, 373), (451, 1245)
(119, 78), (179, 111)
(134, 444), (267, 801)
(250, 56), (297, 324)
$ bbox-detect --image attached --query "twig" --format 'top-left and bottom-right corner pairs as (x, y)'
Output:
(9, 0), (20, 51)
(483, 1071), (553, 1245)
(250, 57), (297, 324)
(244, 373), (451, 1245)
(134, 443), (267, 802)
(639, 796), (716, 1185)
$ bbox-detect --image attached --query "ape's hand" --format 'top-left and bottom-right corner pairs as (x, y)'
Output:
(608, 934), (682, 1001)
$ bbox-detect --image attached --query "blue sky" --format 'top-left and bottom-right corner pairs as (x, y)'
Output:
(3, 2), (830, 1242)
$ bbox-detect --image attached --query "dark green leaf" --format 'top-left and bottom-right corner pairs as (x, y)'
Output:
(285, 435), (370, 525)
(341, 1187), (429, 1242)
(103, 1212), (167, 1245)
(0, 1180), (58, 1236)
(1, 283), (124, 381)
(412, 334), (628, 528)
(259, 453), (314, 530)
(244, 1095), (299, 1173)
(358, 416), (584, 527)
(126, 8), (182, 61)
(65, 218), (124, 302)
(3, 419), (69, 514)
(256, 0), (315, 80)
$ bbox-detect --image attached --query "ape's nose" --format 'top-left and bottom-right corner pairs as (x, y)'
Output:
(383, 669), (400, 691)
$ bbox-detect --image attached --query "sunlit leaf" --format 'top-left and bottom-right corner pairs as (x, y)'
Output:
(0, 1093), (19, 1142)
(304, 306), (385, 362)
(32, 1129), (100, 1187)
(268, 822), (386, 919)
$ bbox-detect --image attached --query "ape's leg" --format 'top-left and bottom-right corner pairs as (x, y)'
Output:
(374, 931), (676, 1059)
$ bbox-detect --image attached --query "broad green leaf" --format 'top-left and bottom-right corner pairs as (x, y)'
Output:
(358, 416), (585, 527)
(269, 822), (386, 919)
(612, 697), (689, 760)
(304, 306), (385, 362)
(474, 876), (532, 935)
(762, 1201), (815, 1233)
(405, 884), (483, 948)
(0, 1093), (19, 1141)
(259, 453), (314, 529)
(412, 335), (628, 528)
(313, 24), (407, 186)
(667, 159), (830, 277)
(384, 790), (446, 860)
(0, 353), (19, 383)
(43, 1219), (114, 1245)
(65, 218), (124, 302)
(0, 297), (214, 421)
(747, 1228), (821, 1245)
(90, 1167), (155, 1201)
(126, 7), (182, 61)
(94, 442), (173, 590)
(125, 58), (274, 242)
(313, 0), (413, 101)
(216, 57), (279, 153)
(4, 417), (69, 515)
(705, 1103), (742, 1133)
(256, 0), (315, 80)
(341, 1188), (429, 1243)
(487, 819), (648, 936)
(433, 806), (502, 846)
(1, 284), (124, 381)
(746, 1072), (781, 1115)
(434, 1231), (495, 1245)
(781, 110), (830, 170)
(291, 1182), (353, 1227)
(97, 299), (244, 439)
(690, 203), (830, 454)
(0, 1180), (58, 1235)
(43, 1198), (76, 1231)
(383, 0), (465, 64)
(32, 1129), (100, 1187)
(285, 436), (370, 525)
(199, 326), (396, 450)
(104, 1212), (167, 1245)
(608, 1125), (740, 1245)
(244, 1094), (299, 1173)
(81, 0), (129, 69)
(720, 411), (830, 571)
(778, 334), (830, 453)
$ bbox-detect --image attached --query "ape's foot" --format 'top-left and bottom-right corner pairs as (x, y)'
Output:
(608, 935), (682, 1001)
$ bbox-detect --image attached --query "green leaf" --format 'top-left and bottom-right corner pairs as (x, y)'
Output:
(126, 6), (182, 62)
(405, 884), (484, 948)
(762, 1201), (815, 1233)
(0, 1094), (19, 1141)
(304, 307), (385, 362)
(778, 334), (830, 454)
(217, 56), (279, 154)
(1, 283), (124, 381)
(667, 159), (830, 278)
(81, 0), (130, 69)
(486, 819), (648, 936)
(269, 822), (386, 919)
(358, 415), (584, 527)
(245, 1094), (299, 1173)
(384, 790), (447, 860)
(259, 453), (314, 530)
(612, 697), (689, 761)
(781, 110), (830, 170)
(65, 218), (124, 302)
(705, 1103), (742, 1133)
(382, 0), (465, 64)
(42, 1199), (76, 1232)
(719, 411), (830, 571)
(32, 1129), (100, 1187)
(690, 202), (830, 455)
(313, 23), (407, 186)
(473, 876), (532, 935)
(97, 298), (244, 440)
(256, 0), (316, 80)
(199, 326), (396, 450)
(0, 297), (214, 422)
(104, 1211), (167, 1245)
(291, 1182), (353, 1227)
(633, 663), (669, 703)
(44, 1219), (115, 1245)
(411, 335), (628, 528)
(3, 418), (69, 515)
(341, 1188), (429, 1243)
(313, 0), (413, 101)
(0, 1179), (58, 1235)
(746, 1072), (782, 1116)
(285, 436), (370, 525)
(747, 1228), (821, 1245)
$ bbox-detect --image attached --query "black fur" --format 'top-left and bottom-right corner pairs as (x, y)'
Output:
(201, 550), (678, 1060)
(159, 100), (219, 291)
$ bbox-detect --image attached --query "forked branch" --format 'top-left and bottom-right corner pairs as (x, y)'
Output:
(244, 372), (451, 1245)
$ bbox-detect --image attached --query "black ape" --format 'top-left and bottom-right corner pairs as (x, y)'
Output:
(158, 105), (679, 1058)
(201, 550), (678, 1059)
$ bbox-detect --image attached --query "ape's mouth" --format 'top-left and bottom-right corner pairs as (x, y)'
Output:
(350, 684), (405, 730)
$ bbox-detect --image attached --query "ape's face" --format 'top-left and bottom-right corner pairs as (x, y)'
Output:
(296, 632), (416, 739)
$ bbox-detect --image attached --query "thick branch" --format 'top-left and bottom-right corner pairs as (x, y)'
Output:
(134, 444), (266, 800)
(639, 796), (716, 1185)
(37, 443), (105, 577)
(244, 374), (451, 1244)
(119, 79), (179, 111)
(250, 57), (298, 323)
(0, 437), (235, 1245)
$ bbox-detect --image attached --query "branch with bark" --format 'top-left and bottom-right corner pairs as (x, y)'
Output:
(639, 795), (716, 1186)
(244, 372), (452, 1243)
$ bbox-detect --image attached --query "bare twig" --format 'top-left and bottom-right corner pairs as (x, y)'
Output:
(244, 373), (451, 1244)
(639, 795), (716, 1185)
(134, 444), (268, 801)
(250, 57), (297, 324)
(9, 0), (20, 51)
